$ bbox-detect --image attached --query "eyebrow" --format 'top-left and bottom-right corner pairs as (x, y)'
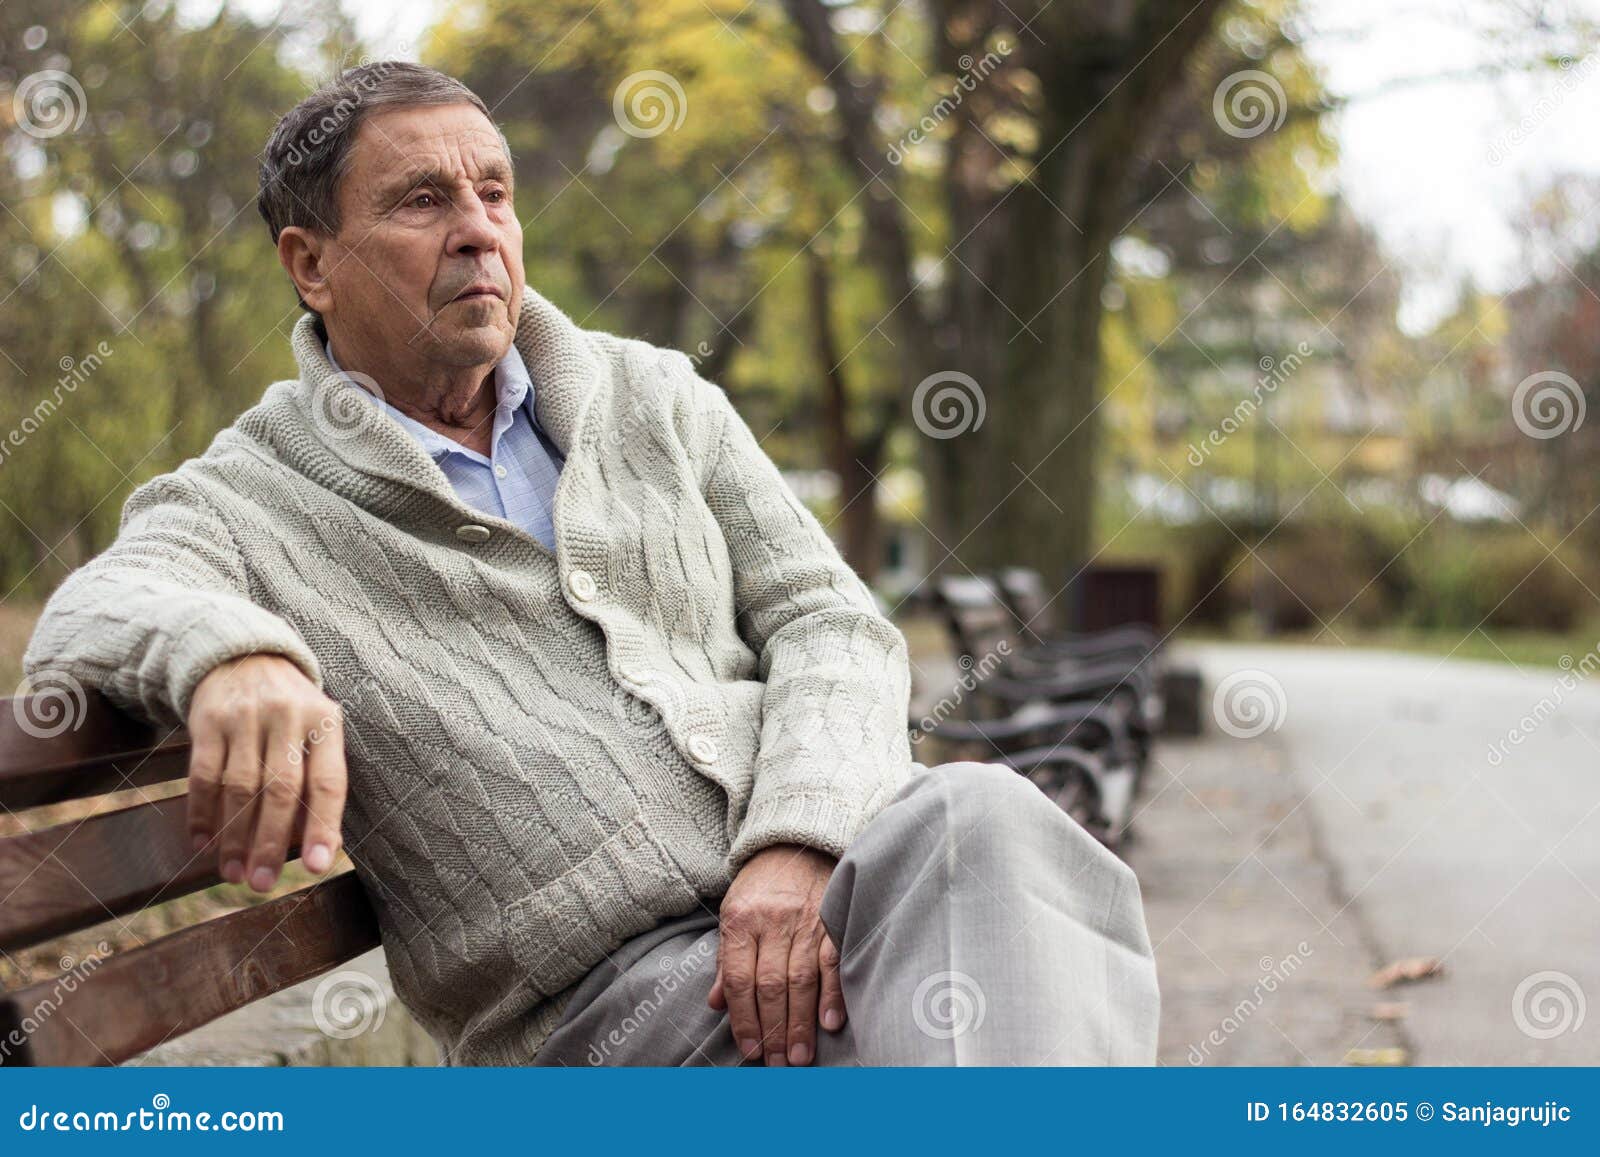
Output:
(378, 159), (514, 204)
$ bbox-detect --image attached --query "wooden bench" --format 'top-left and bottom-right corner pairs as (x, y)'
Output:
(0, 689), (378, 1066)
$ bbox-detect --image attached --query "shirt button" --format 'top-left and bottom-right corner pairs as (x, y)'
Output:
(494, 464), (508, 479)
(455, 524), (492, 544)
(567, 569), (598, 601)
(687, 735), (718, 765)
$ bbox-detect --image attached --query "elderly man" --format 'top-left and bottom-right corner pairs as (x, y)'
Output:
(23, 63), (1158, 1066)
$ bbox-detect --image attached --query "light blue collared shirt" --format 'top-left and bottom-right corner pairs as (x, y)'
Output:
(325, 339), (565, 551)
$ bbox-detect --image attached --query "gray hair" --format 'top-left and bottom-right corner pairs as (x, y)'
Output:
(257, 60), (511, 264)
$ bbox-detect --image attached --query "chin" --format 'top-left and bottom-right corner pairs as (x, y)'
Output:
(431, 323), (512, 367)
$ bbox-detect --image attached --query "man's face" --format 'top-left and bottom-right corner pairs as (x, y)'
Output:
(315, 102), (523, 368)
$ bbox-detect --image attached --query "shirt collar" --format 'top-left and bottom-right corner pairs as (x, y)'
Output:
(323, 338), (535, 459)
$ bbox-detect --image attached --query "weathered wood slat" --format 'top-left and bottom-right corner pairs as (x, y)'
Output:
(0, 873), (379, 1066)
(0, 794), (225, 951)
(0, 693), (191, 809)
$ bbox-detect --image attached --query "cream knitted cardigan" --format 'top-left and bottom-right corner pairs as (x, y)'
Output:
(22, 286), (913, 1064)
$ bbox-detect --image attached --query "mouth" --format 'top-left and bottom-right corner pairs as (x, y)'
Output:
(451, 283), (505, 303)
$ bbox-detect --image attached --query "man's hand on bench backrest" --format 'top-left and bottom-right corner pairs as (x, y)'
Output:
(186, 654), (349, 892)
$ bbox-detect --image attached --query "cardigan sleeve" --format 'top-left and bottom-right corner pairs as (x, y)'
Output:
(22, 470), (323, 728)
(690, 376), (913, 869)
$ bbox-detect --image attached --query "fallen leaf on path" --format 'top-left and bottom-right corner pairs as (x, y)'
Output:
(1368, 956), (1444, 989)
(1344, 1047), (1410, 1066)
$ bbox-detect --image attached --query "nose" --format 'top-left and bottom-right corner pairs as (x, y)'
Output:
(447, 195), (500, 257)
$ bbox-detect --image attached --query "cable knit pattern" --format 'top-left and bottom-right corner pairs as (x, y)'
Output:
(22, 286), (913, 1064)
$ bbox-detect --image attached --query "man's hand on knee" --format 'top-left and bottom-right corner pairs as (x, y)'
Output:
(186, 654), (349, 893)
(709, 844), (845, 1066)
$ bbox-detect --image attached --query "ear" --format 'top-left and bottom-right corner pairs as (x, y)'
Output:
(277, 226), (336, 315)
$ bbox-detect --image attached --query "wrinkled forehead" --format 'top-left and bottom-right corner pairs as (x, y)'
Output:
(344, 103), (511, 197)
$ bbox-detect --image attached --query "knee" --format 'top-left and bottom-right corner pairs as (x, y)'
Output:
(905, 760), (1136, 881)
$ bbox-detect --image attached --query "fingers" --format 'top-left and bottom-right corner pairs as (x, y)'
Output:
(784, 928), (821, 1065)
(718, 922), (762, 1062)
(245, 716), (305, 892)
(299, 709), (347, 874)
(186, 656), (350, 888)
(755, 933), (790, 1066)
(215, 721), (263, 886)
(818, 931), (847, 1034)
(185, 719), (226, 857)
(707, 964), (726, 1011)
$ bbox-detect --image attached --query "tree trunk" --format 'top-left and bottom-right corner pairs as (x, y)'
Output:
(807, 247), (886, 580)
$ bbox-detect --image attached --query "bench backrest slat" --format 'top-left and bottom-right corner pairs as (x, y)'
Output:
(0, 693), (382, 1066)
(0, 794), (223, 952)
(0, 872), (379, 1066)
(0, 693), (191, 810)
(932, 574), (1016, 664)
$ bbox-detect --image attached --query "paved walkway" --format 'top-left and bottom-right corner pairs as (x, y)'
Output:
(1135, 643), (1600, 1065)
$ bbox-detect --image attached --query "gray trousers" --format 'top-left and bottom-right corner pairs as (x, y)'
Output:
(533, 760), (1160, 1065)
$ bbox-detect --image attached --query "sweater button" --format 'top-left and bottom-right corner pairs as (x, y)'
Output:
(455, 523), (492, 544)
(687, 735), (718, 765)
(567, 569), (598, 601)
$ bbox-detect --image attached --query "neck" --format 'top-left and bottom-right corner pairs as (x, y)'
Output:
(326, 330), (500, 456)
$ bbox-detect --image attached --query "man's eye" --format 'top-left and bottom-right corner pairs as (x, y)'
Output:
(484, 189), (506, 203)
(410, 192), (436, 208)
